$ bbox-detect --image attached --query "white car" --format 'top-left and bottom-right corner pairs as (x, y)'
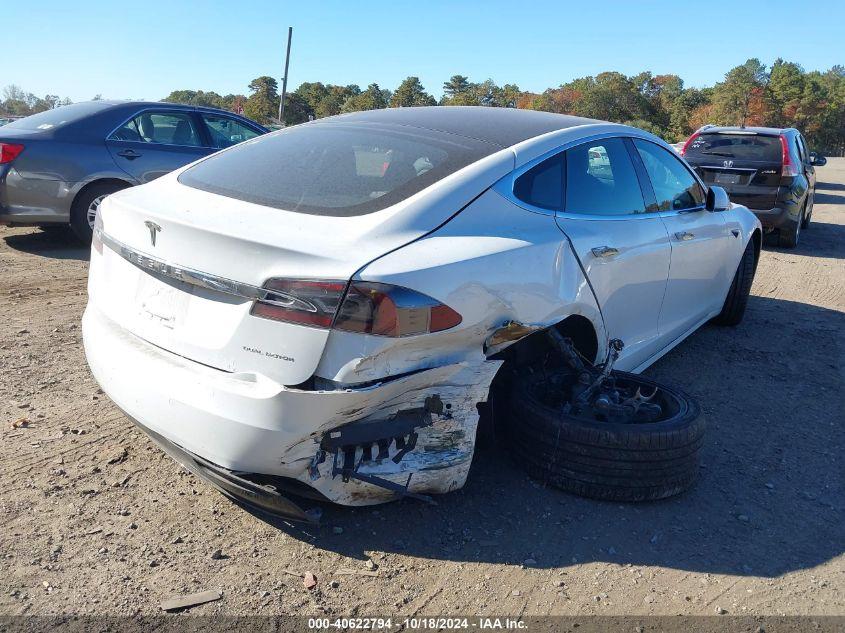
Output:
(83, 107), (761, 521)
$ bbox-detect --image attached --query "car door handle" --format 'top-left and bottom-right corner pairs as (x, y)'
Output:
(674, 231), (695, 241)
(591, 245), (619, 258)
(117, 149), (142, 160)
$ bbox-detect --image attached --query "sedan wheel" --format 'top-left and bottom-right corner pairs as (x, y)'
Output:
(70, 182), (128, 244)
(86, 195), (107, 229)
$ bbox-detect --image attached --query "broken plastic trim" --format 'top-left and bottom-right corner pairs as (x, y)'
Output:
(311, 395), (445, 504)
(484, 320), (544, 356)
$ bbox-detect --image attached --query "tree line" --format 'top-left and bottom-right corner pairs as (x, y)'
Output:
(1, 85), (74, 115)
(3, 58), (843, 153)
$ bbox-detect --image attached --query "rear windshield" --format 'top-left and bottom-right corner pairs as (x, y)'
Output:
(685, 133), (781, 161)
(3, 102), (112, 131)
(178, 122), (497, 216)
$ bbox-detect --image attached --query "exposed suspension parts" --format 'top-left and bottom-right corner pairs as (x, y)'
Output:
(547, 330), (663, 423)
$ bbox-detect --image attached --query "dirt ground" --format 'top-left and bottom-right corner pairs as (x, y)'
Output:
(1, 160), (843, 619)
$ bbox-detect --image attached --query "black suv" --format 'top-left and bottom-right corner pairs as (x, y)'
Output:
(681, 126), (826, 248)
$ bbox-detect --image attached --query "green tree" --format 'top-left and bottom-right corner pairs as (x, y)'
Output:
(809, 66), (845, 153)
(294, 82), (328, 119)
(341, 83), (390, 113)
(390, 77), (436, 108)
(442, 75), (473, 105)
(282, 92), (312, 125)
(765, 59), (805, 127)
(441, 77), (521, 107)
(315, 84), (360, 118)
(712, 58), (768, 126)
(163, 89), (227, 109)
(497, 83), (522, 108)
(2, 85), (29, 115)
(580, 72), (652, 123)
(244, 76), (280, 125)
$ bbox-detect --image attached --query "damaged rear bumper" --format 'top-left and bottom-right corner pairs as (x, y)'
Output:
(130, 416), (323, 523)
(83, 305), (501, 509)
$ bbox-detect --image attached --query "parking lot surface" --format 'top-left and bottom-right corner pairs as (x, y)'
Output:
(1, 160), (843, 617)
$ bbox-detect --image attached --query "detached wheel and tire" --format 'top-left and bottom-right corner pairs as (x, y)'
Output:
(70, 182), (128, 244)
(506, 370), (704, 502)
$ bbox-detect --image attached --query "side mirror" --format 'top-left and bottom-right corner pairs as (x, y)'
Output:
(706, 186), (730, 212)
(810, 152), (827, 167)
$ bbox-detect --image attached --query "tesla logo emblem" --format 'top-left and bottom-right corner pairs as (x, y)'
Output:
(723, 160), (734, 168)
(144, 220), (161, 247)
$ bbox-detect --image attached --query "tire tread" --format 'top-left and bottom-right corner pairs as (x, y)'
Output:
(506, 370), (705, 502)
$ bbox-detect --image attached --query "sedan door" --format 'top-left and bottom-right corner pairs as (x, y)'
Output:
(632, 139), (732, 342)
(554, 137), (672, 371)
(106, 110), (212, 183)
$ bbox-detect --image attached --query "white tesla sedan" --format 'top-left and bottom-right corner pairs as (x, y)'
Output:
(83, 107), (761, 521)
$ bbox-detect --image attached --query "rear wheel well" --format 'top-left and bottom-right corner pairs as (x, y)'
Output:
(69, 178), (133, 242)
(491, 314), (599, 368)
(72, 178), (133, 213)
(480, 315), (599, 443)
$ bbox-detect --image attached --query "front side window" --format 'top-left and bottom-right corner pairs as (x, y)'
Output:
(178, 123), (494, 216)
(634, 139), (705, 211)
(513, 153), (564, 210)
(564, 138), (645, 215)
(202, 114), (261, 149)
(110, 111), (203, 147)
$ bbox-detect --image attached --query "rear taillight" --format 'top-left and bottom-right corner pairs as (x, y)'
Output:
(679, 133), (699, 156)
(780, 135), (799, 177)
(334, 282), (462, 337)
(250, 279), (463, 337)
(251, 279), (347, 328)
(0, 143), (24, 164)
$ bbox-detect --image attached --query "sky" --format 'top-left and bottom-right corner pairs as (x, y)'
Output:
(5, 0), (844, 103)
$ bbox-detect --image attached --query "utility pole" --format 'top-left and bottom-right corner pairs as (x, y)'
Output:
(278, 26), (293, 126)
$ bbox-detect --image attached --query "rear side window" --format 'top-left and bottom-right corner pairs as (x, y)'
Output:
(110, 111), (203, 147)
(202, 114), (261, 149)
(513, 154), (564, 210)
(634, 139), (705, 211)
(684, 133), (781, 161)
(178, 123), (495, 216)
(2, 101), (111, 131)
(564, 138), (646, 215)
